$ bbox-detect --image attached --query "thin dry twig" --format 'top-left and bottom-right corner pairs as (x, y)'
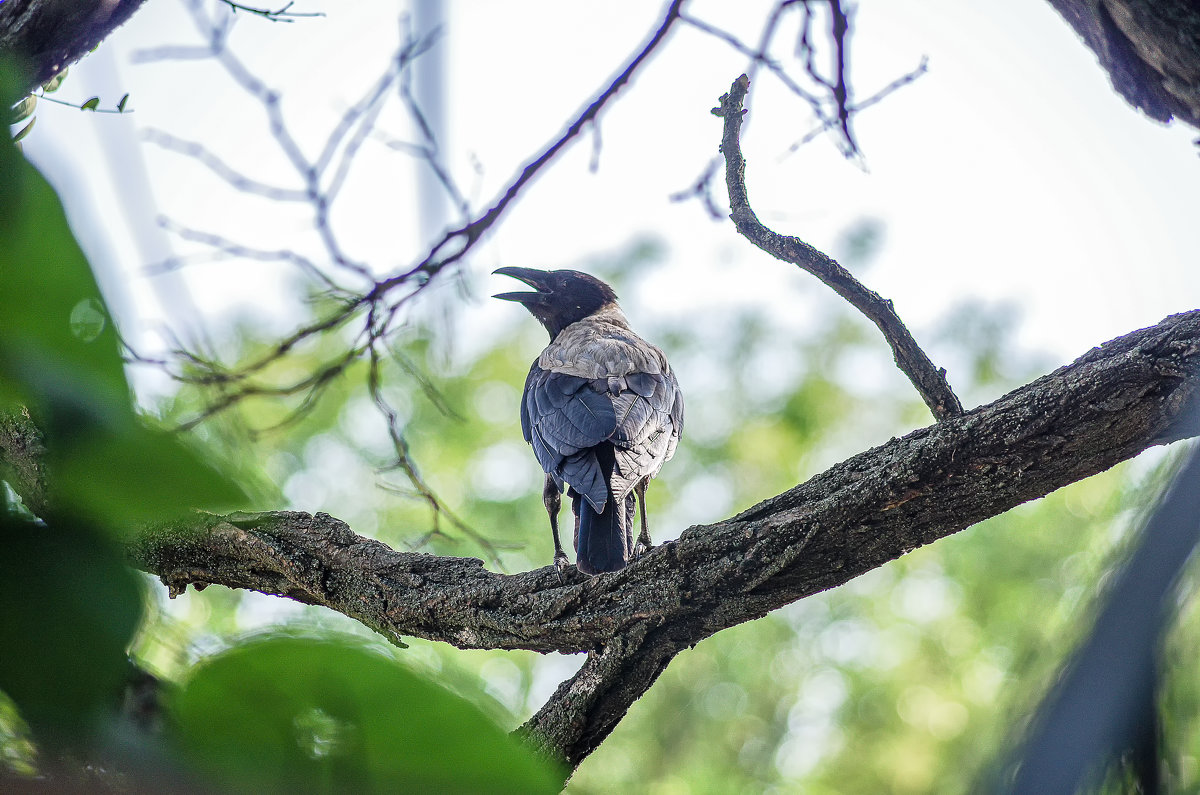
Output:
(681, 10), (828, 120)
(712, 74), (963, 420)
(675, 2), (926, 214)
(218, 0), (322, 23)
(365, 344), (506, 567)
(667, 157), (723, 219)
(153, 0), (688, 412)
(142, 129), (309, 201)
(147, 217), (351, 295)
(784, 56), (929, 155)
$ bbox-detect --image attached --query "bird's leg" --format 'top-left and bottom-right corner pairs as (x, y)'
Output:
(543, 475), (569, 577)
(634, 478), (653, 557)
(570, 490), (581, 558)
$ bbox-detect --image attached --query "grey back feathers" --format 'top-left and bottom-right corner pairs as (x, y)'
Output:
(520, 306), (683, 514)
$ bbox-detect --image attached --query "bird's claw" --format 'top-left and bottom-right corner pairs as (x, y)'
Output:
(633, 539), (653, 559)
(553, 552), (570, 583)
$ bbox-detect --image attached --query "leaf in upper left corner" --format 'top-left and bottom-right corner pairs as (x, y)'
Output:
(0, 65), (247, 529)
(41, 68), (68, 94)
(7, 94), (35, 124)
(56, 422), (246, 526)
(13, 117), (35, 143)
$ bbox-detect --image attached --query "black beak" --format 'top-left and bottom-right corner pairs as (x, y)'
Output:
(492, 267), (552, 304)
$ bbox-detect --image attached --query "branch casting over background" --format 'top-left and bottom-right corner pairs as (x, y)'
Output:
(120, 309), (1200, 774)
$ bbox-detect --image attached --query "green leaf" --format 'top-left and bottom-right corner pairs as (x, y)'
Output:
(41, 68), (68, 94)
(12, 116), (34, 143)
(172, 636), (562, 794)
(8, 94), (35, 124)
(0, 67), (246, 529)
(0, 107), (130, 425)
(117, 93), (130, 113)
(56, 423), (246, 526)
(0, 514), (143, 747)
(81, 96), (100, 111)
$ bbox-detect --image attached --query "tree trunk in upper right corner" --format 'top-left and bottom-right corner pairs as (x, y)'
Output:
(1045, 0), (1200, 129)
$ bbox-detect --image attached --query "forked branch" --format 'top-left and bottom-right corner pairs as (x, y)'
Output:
(712, 74), (964, 420)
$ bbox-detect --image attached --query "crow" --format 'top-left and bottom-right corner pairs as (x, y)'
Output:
(493, 267), (684, 575)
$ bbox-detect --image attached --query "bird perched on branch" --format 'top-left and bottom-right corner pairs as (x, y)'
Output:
(493, 267), (684, 575)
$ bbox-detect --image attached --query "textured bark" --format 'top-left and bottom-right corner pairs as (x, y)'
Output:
(1045, 0), (1200, 127)
(0, 0), (150, 96)
(122, 309), (1200, 772)
(0, 407), (47, 516)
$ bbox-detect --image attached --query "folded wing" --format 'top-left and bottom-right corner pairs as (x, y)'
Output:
(521, 359), (683, 514)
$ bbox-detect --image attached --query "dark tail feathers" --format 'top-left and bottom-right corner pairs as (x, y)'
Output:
(575, 491), (635, 575)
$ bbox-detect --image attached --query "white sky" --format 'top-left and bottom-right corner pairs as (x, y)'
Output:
(21, 0), (1200, 393)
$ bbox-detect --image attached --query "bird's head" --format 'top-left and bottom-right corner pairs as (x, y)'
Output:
(492, 267), (619, 338)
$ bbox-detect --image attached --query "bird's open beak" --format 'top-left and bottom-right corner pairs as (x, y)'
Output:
(492, 267), (551, 304)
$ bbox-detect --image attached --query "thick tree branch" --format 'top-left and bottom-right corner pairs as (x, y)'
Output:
(0, 0), (150, 96)
(0, 407), (47, 516)
(1045, 0), (1200, 128)
(118, 309), (1200, 773)
(712, 74), (965, 421)
(516, 621), (681, 773)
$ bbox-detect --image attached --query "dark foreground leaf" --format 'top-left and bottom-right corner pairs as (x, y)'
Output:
(172, 636), (562, 794)
(0, 515), (142, 747)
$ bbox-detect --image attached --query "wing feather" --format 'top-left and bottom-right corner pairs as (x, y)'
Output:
(519, 334), (683, 515)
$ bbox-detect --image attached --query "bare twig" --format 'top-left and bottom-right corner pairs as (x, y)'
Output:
(682, 1), (862, 156)
(667, 156), (723, 219)
(218, 1), (323, 23)
(712, 74), (963, 420)
(826, 0), (855, 151)
(142, 130), (309, 201)
(784, 57), (929, 156)
(365, 344), (506, 567)
(676, 4), (925, 217)
(176, 346), (365, 431)
(148, 217), (351, 295)
(681, 10), (828, 122)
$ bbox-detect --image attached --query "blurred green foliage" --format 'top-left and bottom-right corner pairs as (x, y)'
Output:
(0, 70), (559, 790)
(1, 63), (239, 766)
(0, 71), (244, 532)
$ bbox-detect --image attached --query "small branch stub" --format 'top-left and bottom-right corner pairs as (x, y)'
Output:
(713, 74), (964, 421)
